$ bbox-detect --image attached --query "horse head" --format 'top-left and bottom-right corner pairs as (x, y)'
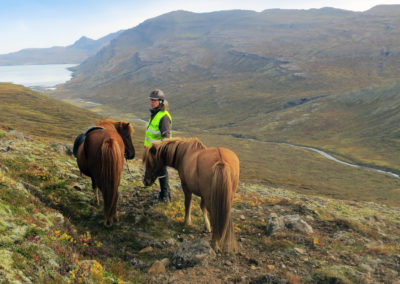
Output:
(143, 144), (165, 186)
(115, 122), (135, 160)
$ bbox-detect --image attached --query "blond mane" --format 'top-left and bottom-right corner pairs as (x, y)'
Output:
(159, 138), (206, 165)
(143, 138), (206, 168)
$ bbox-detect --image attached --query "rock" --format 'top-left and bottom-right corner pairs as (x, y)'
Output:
(164, 238), (177, 246)
(134, 215), (143, 225)
(283, 215), (313, 234)
(54, 143), (73, 156)
(9, 130), (25, 140)
(225, 260), (233, 266)
(171, 239), (216, 269)
(266, 213), (283, 235)
(71, 183), (85, 191)
(139, 246), (153, 253)
(366, 241), (384, 249)
(160, 258), (169, 266)
(266, 214), (313, 235)
(294, 247), (306, 254)
(249, 274), (287, 284)
(148, 260), (166, 274)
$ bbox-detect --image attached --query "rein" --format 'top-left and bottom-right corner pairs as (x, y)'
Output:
(125, 157), (136, 179)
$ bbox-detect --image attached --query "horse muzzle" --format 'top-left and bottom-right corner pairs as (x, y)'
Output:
(125, 152), (135, 160)
(143, 177), (153, 187)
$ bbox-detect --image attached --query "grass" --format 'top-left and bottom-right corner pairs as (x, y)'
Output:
(1, 125), (400, 283)
(51, 94), (400, 207)
(0, 83), (103, 143)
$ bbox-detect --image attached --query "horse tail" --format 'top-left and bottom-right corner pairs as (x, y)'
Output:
(100, 137), (123, 226)
(210, 161), (237, 252)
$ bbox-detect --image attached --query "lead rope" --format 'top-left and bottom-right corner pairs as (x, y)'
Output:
(125, 158), (136, 179)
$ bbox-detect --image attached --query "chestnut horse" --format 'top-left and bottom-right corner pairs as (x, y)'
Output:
(76, 119), (135, 227)
(143, 138), (239, 252)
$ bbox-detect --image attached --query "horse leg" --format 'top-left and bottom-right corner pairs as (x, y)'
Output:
(113, 192), (120, 224)
(201, 197), (211, 233)
(184, 190), (192, 226)
(211, 238), (222, 253)
(91, 177), (100, 206)
(103, 189), (113, 228)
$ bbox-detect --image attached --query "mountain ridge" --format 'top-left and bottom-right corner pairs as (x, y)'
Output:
(0, 30), (123, 65)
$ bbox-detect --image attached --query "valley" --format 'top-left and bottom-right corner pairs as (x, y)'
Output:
(1, 5), (400, 283)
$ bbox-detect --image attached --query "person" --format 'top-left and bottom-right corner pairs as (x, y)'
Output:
(144, 89), (172, 202)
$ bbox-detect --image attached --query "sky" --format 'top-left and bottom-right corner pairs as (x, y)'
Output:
(0, 0), (399, 54)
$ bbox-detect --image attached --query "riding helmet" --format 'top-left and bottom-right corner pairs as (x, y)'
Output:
(149, 89), (165, 102)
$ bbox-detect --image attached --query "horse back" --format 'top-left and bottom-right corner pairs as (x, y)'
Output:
(198, 147), (239, 174)
(182, 147), (239, 192)
(77, 129), (110, 176)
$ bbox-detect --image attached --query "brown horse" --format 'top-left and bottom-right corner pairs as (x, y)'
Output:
(76, 119), (135, 227)
(143, 138), (239, 252)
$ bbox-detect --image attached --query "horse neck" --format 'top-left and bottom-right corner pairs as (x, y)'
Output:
(161, 142), (182, 169)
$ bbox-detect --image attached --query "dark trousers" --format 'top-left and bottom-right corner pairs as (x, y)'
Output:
(158, 166), (170, 200)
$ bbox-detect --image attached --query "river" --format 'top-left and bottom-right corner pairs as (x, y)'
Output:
(282, 143), (400, 179)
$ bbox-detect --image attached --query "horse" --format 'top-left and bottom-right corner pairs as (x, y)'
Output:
(76, 119), (135, 227)
(142, 138), (239, 252)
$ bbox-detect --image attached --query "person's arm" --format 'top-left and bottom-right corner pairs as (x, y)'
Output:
(159, 115), (171, 139)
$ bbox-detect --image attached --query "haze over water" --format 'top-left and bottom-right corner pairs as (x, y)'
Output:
(0, 64), (76, 88)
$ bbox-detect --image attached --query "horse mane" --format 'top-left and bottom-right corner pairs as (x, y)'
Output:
(97, 119), (134, 135)
(157, 137), (206, 166)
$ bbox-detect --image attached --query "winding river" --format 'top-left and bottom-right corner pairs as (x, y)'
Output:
(282, 143), (400, 179)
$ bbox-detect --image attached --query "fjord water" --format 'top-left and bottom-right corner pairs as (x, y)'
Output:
(0, 64), (77, 88)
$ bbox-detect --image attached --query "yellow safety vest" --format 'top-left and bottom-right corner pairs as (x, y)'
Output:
(144, 110), (172, 147)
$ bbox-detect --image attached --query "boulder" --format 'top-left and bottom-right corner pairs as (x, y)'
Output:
(266, 213), (313, 235)
(53, 143), (73, 156)
(171, 239), (216, 269)
(148, 260), (166, 274)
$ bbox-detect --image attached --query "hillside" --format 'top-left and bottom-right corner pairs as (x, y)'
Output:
(51, 6), (400, 177)
(1, 107), (400, 283)
(0, 83), (103, 142)
(1, 83), (400, 283)
(0, 31), (123, 65)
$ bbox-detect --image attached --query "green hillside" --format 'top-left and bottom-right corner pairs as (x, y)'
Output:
(0, 85), (399, 283)
(51, 84), (400, 207)
(216, 81), (400, 173)
(0, 83), (103, 142)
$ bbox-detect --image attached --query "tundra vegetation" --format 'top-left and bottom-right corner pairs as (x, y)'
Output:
(1, 83), (399, 283)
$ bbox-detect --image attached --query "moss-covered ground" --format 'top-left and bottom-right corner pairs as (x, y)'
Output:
(1, 128), (399, 283)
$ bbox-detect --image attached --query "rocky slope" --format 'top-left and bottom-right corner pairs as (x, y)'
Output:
(1, 128), (399, 283)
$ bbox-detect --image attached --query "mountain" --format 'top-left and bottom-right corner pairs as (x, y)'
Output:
(52, 6), (400, 176)
(1, 83), (399, 283)
(0, 30), (123, 65)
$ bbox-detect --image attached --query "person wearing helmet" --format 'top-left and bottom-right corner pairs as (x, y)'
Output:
(144, 89), (172, 202)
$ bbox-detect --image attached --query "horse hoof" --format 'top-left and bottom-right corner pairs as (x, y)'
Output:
(203, 227), (211, 233)
(104, 220), (113, 228)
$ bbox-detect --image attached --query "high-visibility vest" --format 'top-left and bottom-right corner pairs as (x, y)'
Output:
(144, 110), (172, 147)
